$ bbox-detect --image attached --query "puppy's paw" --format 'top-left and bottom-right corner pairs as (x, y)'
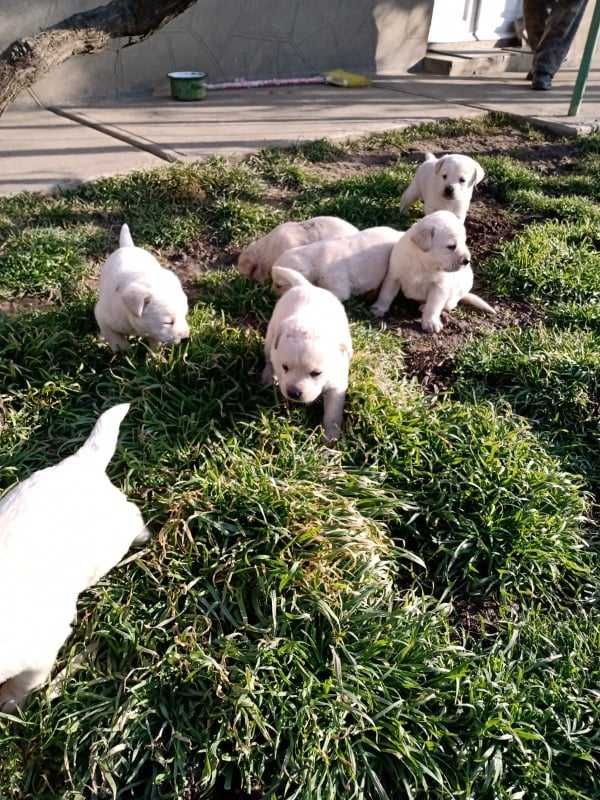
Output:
(323, 421), (342, 443)
(371, 303), (386, 319)
(261, 363), (274, 386)
(421, 316), (443, 334)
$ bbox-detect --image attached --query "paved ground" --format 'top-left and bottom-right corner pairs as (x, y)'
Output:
(3, 67), (599, 195)
(0, 97), (162, 196)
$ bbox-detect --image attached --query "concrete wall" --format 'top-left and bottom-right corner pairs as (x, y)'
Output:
(1, 0), (434, 106)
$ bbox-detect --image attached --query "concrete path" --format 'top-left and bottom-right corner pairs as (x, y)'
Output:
(1, 98), (162, 196)
(3, 67), (599, 195)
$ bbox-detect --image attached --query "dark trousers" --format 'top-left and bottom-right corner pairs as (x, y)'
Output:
(524, 0), (589, 77)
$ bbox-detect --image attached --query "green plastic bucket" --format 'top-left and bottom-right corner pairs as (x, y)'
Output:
(168, 71), (207, 101)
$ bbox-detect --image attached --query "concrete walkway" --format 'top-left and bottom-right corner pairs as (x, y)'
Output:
(3, 68), (599, 195)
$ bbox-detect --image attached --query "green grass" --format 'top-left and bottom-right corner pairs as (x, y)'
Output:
(1, 114), (599, 800)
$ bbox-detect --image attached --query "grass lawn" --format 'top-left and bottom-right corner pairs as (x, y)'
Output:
(0, 113), (598, 800)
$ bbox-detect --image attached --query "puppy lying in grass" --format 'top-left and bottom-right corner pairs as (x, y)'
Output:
(0, 404), (149, 712)
(371, 210), (495, 333)
(95, 224), (190, 352)
(237, 216), (359, 282)
(271, 226), (403, 301)
(400, 152), (485, 222)
(263, 267), (353, 442)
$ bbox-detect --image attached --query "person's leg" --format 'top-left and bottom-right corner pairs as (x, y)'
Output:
(532, 0), (589, 88)
(524, 0), (551, 51)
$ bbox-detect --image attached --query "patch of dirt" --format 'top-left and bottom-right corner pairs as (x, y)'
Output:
(465, 198), (519, 262)
(163, 236), (235, 301)
(0, 295), (56, 316)
(454, 597), (503, 638)
(384, 298), (541, 393)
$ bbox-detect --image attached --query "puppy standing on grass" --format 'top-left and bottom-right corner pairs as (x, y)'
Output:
(237, 216), (359, 282)
(263, 267), (353, 442)
(371, 210), (495, 333)
(271, 226), (403, 301)
(400, 153), (485, 222)
(0, 404), (149, 712)
(95, 224), (190, 352)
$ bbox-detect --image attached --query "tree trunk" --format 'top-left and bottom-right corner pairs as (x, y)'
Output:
(0, 0), (199, 115)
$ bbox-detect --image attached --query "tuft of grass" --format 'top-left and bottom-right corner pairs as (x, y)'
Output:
(482, 220), (600, 305)
(293, 166), (415, 229)
(454, 326), (600, 482)
(249, 148), (317, 189)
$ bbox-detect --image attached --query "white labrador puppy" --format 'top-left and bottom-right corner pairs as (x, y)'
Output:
(95, 224), (190, 352)
(0, 404), (149, 712)
(271, 226), (403, 301)
(263, 268), (353, 441)
(371, 210), (495, 333)
(399, 153), (485, 222)
(238, 216), (359, 282)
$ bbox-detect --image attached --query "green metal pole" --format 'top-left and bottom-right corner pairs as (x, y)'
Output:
(568, 0), (600, 116)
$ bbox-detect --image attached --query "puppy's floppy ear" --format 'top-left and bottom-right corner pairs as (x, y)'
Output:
(470, 162), (485, 187)
(120, 282), (152, 317)
(410, 222), (434, 252)
(434, 156), (446, 175)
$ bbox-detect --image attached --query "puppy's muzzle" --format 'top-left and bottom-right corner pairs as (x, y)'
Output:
(447, 254), (471, 272)
(443, 185), (455, 199)
(285, 385), (303, 402)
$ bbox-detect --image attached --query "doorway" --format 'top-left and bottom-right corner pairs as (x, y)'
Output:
(428, 0), (523, 44)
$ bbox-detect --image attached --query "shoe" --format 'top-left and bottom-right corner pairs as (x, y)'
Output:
(526, 70), (532, 80)
(531, 72), (552, 90)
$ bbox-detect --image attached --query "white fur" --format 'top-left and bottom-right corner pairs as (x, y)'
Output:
(271, 226), (403, 301)
(0, 404), (149, 712)
(95, 224), (190, 352)
(371, 210), (495, 332)
(263, 268), (353, 441)
(399, 153), (485, 222)
(238, 216), (359, 282)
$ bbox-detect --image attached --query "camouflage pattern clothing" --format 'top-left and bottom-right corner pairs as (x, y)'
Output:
(524, 0), (589, 78)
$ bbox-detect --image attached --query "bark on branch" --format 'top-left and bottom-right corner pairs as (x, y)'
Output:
(0, 0), (199, 115)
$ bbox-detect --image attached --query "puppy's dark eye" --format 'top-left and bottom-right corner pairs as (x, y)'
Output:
(442, 174), (447, 180)
(282, 364), (289, 373)
(447, 244), (457, 251)
(459, 177), (466, 184)
(310, 370), (322, 378)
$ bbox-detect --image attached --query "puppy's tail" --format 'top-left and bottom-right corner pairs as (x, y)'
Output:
(119, 223), (135, 248)
(461, 293), (496, 315)
(77, 403), (130, 471)
(272, 265), (311, 290)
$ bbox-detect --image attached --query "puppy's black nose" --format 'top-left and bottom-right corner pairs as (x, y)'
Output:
(287, 386), (302, 401)
(462, 257), (470, 266)
(443, 186), (455, 198)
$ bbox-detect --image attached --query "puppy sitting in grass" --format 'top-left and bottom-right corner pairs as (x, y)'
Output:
(95, 224), (190, 352)
(371, 210), (495, 333)
(400, 152), (485, 222)
(271, 226), (403, 301)
(263, 267), (353, 442)
(237, 216), (359, 282)
(0, 404), (149, 712)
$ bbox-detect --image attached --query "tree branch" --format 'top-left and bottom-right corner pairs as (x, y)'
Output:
(0, 0), (199, 115)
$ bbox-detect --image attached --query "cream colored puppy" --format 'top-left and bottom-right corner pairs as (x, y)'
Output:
(371, 210), (495, 333)
(0, 404), (149, 712)
(263, 267), (353, 441)
(95, 224), (190, 352)
(238, 216), (359, 282)
(271, 226), (403, 301)
(399, 152), (485, 222)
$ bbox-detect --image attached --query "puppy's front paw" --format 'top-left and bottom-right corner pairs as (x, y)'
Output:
(323, 420), (342, 443)
(421, 316), (443, 334)
(371, 303), (386, 319)
(261, 363), (274, 386)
